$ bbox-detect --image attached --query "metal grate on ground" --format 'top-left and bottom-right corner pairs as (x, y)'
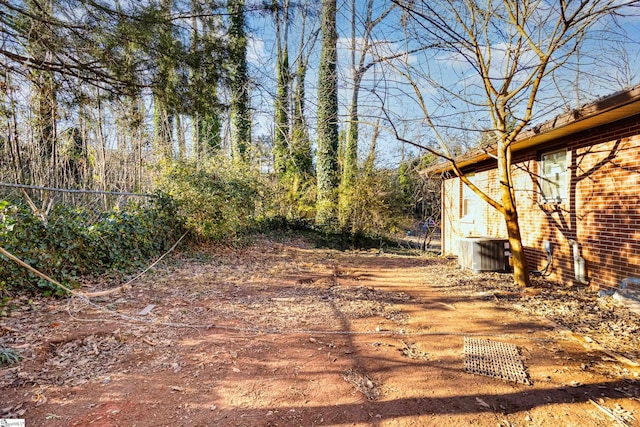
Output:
(463, 337), (533, 385)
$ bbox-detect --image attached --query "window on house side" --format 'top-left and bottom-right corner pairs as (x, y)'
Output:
(540, 150), (568, 203)
(461, 173), (477, 219)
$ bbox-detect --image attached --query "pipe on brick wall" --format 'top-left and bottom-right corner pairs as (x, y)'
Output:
(568, 239), (589, 285)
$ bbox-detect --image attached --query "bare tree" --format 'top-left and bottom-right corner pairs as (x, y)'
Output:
(339, 0), (396, 228)
(387, 0), (640, 286)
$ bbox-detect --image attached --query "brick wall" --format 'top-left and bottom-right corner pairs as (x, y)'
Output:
(441, 114), (640, 290)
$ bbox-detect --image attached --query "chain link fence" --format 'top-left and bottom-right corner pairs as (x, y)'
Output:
(0, 182), (155, 226)
(1, 182), (177, 294)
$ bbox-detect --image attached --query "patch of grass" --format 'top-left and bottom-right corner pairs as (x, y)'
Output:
(0, 346), (22, 366)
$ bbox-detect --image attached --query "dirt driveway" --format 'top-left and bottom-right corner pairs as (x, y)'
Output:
(1, 236), (639, 426)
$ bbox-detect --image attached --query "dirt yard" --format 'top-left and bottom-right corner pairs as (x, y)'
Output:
(1, 236), (639, 426)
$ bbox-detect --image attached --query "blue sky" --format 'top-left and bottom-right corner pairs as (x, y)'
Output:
(245, 0), (640, 167)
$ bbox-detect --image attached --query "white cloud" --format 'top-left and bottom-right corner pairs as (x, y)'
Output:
(247, 36), (267, 65)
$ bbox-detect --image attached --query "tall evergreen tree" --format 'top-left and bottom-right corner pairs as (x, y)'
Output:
(190, 0), (223, 159)
(315, 0), (339, 227)
(25, 0), (58, 185)
(152, 0), (178, 160)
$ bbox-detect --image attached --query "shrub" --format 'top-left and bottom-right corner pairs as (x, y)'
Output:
(340, 169), (411, 236)
(0, 194), (181, 296)
(156, 157), (264, 241)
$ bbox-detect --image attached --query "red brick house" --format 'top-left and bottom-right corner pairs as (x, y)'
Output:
(425, 85), (640, 291)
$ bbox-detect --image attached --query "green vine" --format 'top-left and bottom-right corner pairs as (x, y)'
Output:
(0, 194), (182, 296)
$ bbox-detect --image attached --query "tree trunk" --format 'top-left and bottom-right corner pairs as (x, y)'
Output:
(363, 118), (380, 178)
(505, 206), (530, 286)
(339, 75), (360, 228)
(154, 100), (173, 159)
(498, 144), (531, 287)
(27, 0), (57, 186)
(177, 114), (186, 159)
(228, 0), (251, 163)
(342, 0), (359, 192)
(315, 0), (339, 227)
(192, 3), (222, 159)
(154, 0), (176, 161)
(273, 0), (290, 177)
(290, 3), (314, 179)
(291, 56), (312, 177)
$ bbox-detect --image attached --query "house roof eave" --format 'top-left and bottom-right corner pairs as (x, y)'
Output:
(423, 85), (640, 177)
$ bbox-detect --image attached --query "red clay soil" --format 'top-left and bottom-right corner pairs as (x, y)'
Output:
(1, 236), (639, 426)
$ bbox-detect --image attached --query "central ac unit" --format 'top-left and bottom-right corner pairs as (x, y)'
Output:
(458, 237), (510, 273)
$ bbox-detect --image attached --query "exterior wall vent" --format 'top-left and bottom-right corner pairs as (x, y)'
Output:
(458, 237), (510, 273)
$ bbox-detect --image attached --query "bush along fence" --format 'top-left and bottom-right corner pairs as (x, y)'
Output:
(0, 183), (183, 296)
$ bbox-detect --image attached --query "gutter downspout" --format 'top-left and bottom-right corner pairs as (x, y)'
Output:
(568, 239), (589, 285)
(441, 181), (445, 255)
